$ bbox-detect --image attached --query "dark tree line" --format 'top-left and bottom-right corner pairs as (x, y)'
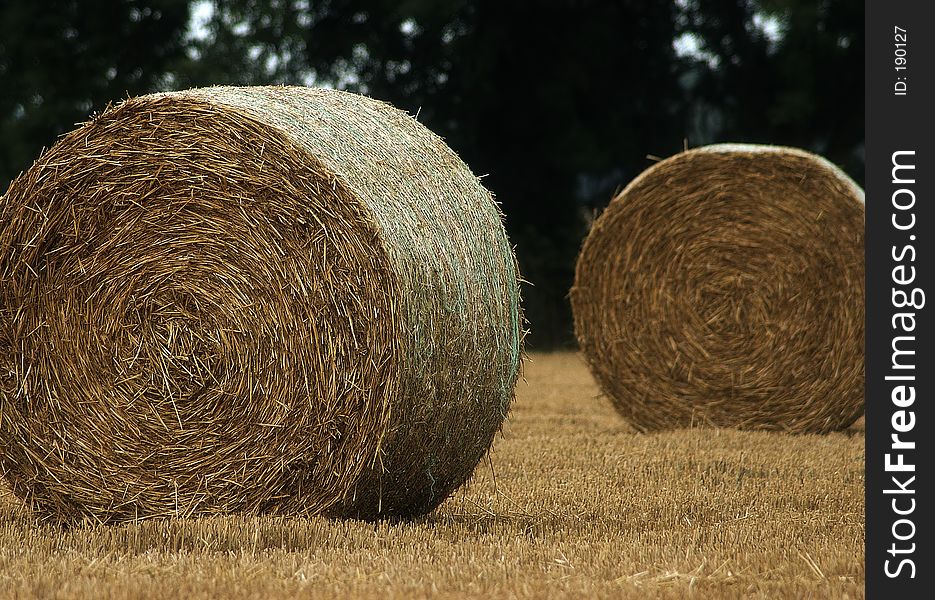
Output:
(0, 0), (863, 347)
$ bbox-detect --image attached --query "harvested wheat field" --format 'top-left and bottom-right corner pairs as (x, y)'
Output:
(0, 352), (864, 599)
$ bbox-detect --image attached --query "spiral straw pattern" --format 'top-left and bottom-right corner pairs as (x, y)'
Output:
(0, 86), (523, 523)
(572, 144), (863, 433)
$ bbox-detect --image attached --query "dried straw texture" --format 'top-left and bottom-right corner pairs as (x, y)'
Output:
(571, 144), (864, 434)
(0, 86), (523, 523)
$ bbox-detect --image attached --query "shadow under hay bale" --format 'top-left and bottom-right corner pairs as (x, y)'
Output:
(0, 86), (523, 523)
(571, 144), (864, 434)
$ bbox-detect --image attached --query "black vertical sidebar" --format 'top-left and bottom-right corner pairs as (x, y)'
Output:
(866, 1), (934, 598)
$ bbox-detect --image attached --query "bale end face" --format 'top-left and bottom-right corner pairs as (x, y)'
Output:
(572, 144), (864, 434)
(0, 86), (523, 523)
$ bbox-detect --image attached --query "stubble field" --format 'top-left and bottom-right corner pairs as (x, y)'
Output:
(0, 352), (864, 599)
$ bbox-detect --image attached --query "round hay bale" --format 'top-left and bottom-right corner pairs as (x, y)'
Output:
(0, 86), (523, 523)
(571, 144), (864, 433)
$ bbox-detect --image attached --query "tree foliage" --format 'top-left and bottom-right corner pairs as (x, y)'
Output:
(0, 0), (863, 347)
(681, 0), (863, 178)
(0, 1), (189, 180)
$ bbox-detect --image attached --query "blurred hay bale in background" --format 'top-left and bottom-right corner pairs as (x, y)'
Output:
(0, 86), (523, 523)
(572, 144), (863, 434)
